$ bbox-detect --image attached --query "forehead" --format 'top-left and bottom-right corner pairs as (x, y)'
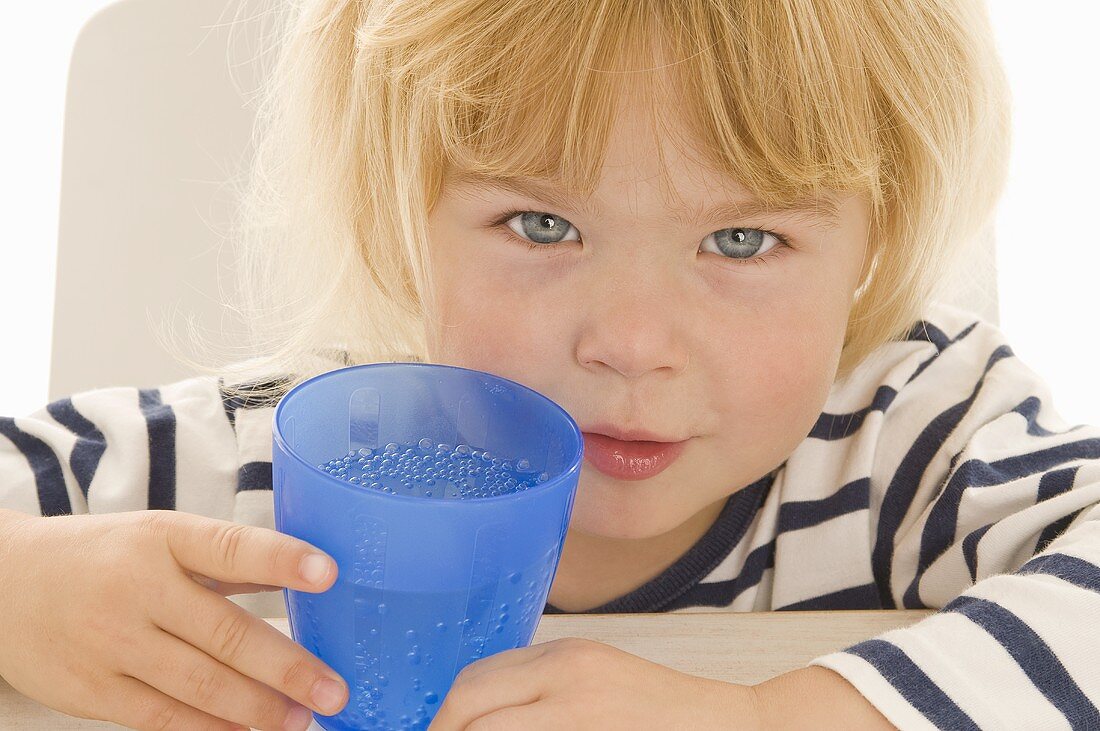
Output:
(440, 72), (845, 229)
(447, 171), (843, 233)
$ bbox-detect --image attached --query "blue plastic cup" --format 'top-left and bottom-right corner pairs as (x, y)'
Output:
(272, 362), (583, 730)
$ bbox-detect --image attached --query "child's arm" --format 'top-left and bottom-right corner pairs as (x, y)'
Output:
(425, 633), (897, 731)
(799, 306), (1100, 729)
(753, 665), (897, 729)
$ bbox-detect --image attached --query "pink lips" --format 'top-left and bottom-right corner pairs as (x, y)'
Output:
(581, 431), (688, 481)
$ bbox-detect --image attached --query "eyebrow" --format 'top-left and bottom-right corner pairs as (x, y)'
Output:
(447, 172), (842, 230)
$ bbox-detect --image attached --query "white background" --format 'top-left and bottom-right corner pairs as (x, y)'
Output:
(2, 3), (1099, 423)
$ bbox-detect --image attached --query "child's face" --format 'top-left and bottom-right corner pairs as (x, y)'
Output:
(424, 93), (870, 541)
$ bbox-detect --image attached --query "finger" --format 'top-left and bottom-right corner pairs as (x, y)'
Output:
(452, 642), (550, 684)
(430, 664), (544, 731)
(122, 624), (315, 731)
(153, 511), (338, 593)
(97, 673), (249, 731)
(152, 577), (349, 718)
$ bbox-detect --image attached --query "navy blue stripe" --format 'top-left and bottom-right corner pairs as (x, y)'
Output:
(904, 319), (954, 351)
(843, 638), (981, 730)
(661, 579), (742, 610)
(777, 478), (869, 533)
(873, 344), (1014, 609)
(808, 386), (897, 441)
(46, 398), (106, 500)
(1036, 465), (1080, 502)
(905, 320), (980, 383)
(1012, 397), (1085, 437)
(663, 538), (776, 611)
(1017, 552), (1100, 594)
(238, 461), (273, 492)
(1035, 508), (1085, 555)
(943, 594), (1100, 727)
(903, 439), (1100, 607)
(718, 537), (775, 602)
(1034, 466), (1081, 552)
(0, 417), (72, 516)
(139, 389), (176, 511)
(777, 582), (881, 610)
(962, 522), (993, 583)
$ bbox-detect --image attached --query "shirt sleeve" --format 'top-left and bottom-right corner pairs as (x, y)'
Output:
(0, 375), (241, 519)
(807, 307), (1100, 730)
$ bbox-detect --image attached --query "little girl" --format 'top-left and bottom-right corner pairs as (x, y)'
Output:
(3, 0), (1098, 729)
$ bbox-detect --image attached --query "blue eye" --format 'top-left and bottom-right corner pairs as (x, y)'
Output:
(700, 228), (785, 260)
(503, 211), (580, 244)
(489, 209), (790, 264)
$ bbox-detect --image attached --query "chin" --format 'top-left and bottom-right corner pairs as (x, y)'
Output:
(564, 474), (691, 540)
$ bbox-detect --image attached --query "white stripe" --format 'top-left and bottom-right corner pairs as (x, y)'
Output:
(0, 429), (56, 517)
(771, 509), (873, 606)
(235, 406), (276, 467)
(807, 650), (940, 731)
(70, 387), (151, 513)
(967, 480), (1100, 583)
(1036, 505), (1100, 559)
(876, 610), (1068, 729)
(161, 376), (239, 520)
(947, 569), (1100, 714)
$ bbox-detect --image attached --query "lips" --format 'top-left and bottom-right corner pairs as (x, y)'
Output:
(580, 429), (688, 481)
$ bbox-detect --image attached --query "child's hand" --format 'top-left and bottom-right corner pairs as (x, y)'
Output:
(0, 508), (349, 730)
(426, 636), (764, 730)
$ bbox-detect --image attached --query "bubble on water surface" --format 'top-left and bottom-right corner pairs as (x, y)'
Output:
(319, 438), (541, 501)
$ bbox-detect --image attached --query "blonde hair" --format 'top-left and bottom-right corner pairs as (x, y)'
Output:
(209, 0), (1011, 399)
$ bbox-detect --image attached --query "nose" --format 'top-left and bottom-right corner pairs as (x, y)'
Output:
(574, 261), (691, 380)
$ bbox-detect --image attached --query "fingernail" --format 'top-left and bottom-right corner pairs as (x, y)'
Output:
(284, 703), (313, 731)
(299, 553), (332, 586)
(311, 677), (347, 714)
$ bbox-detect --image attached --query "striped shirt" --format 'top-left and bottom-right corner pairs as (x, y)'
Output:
(2, 300), (1098, 729)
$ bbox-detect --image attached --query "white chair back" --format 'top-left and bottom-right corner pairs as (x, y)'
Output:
(50, 0), (269, 397)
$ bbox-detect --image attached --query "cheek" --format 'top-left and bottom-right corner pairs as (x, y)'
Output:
(429, 264), (562, 378)
(708, 295), (847, 456)
(759, 321), (842, 421)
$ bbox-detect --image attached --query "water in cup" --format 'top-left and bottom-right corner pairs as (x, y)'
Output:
(318, 439), (549, 499)
(344, 560), (553, 728)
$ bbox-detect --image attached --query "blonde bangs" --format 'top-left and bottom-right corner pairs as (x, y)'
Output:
(390, 0), (883, 206)
(377, 1), (658, 196)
